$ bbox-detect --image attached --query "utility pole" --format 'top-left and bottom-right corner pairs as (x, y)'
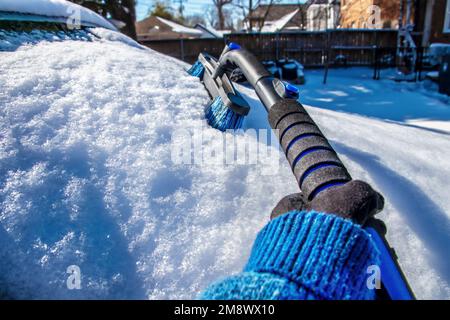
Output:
(397, 0), (403, 57)
(175, 0), (185, 17)
(422, 0), (435, 47)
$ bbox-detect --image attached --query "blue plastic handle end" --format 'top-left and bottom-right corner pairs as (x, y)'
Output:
(228, 42), (241, 51)
(284, 82), (299, 98)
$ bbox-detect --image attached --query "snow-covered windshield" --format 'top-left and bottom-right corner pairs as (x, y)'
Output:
(0, 0), (116, 30)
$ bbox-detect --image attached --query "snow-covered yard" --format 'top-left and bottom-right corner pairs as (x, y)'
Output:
(1, 23), (449, 299)
(298, 68), (450, 134)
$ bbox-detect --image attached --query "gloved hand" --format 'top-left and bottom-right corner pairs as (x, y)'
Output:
(271, 180), (384, 225)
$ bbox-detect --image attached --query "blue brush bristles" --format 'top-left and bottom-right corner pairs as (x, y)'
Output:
(187, 60), (205, 78)
(187, 60), (244, 130)
(205, 96), (244, 131)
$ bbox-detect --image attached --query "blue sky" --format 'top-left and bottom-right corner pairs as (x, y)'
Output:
(135, 0), (307, 22)
(136, 0), (210, 20)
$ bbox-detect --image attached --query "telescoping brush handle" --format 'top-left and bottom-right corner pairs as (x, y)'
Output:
(214, 43), (351, 201)
(267, 99), (351, 201)
(213, 43), (415, 300)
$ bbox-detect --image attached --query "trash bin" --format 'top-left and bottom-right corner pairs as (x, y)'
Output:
(281, 62), (298, 81)
(438, 54), (450, 95)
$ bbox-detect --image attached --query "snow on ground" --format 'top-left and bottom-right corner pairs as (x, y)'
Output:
(0, 0), (116, 30)
(0, 26), (449, 299)
(298, 68), (450, 133)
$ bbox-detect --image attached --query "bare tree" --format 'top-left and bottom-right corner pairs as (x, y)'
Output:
(69, 0), (137, 39)
(184, 14), (207, 27)
(205, 5), (218, 28)
(257, 0), (280, 31)
(213, 0), (233, 30)
(234, 0), (283, 32)
(107, 0), (137, 39)
(221, 8), (235, 30)
(233, 0), (250, 29)
(234, 0), (257, 31)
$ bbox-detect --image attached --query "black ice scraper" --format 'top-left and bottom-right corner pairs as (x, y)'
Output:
(187, 43), (415, 300)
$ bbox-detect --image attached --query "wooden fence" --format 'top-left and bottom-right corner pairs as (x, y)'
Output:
(140, 30), (399, 67)
(141, 38), (225, 63)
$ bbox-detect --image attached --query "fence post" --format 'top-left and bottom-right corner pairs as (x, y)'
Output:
(180, 38), (185, 61)
(416, 47), (424, 82)
(373, 46), (379, 80)
(276, 33), (280, 61)
(323, 30), (331, 84)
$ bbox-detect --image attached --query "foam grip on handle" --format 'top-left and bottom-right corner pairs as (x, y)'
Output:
(268, 99), (352, 200)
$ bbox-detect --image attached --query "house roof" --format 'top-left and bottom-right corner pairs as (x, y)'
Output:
(194, 24), (222, 38)
(307, 0), (337, 4)
(246, 4), (307, 31)
(308, 0), (329, 4)
(136, 15), (202, 37)
(261, 8), (300, 32)
(248, 4), (307, 21)
(155, 16), (202, 35)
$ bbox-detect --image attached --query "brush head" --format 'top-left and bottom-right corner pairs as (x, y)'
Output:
(188, 53), (249, 131)
(187, 60), (205, 78)
(205, 96), (244, 131)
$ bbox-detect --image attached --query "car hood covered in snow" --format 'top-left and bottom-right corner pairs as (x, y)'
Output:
(1, 20), (450, 300)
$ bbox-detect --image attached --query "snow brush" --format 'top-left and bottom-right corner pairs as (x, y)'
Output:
(187, 44), (250, 131)
(190, 43), (415, 300)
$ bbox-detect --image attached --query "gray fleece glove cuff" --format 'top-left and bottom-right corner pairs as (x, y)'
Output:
(271, 180), (384, 225)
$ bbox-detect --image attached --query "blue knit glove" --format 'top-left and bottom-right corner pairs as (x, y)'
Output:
(201, 182), (383, 300)
(201, 211), (381, 300)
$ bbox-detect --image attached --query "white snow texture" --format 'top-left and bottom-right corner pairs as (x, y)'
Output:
(1, 26), (450, 299)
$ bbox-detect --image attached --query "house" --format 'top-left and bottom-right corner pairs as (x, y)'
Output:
(244, 1), (341, 32)
(306, 0), (340, 31)
(136, 16), (204, 41)
(340, 0), (401, 29)
(339, 0), (450, 45)
(415, 0), (450, 46)
(245, 4), (308, 31)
